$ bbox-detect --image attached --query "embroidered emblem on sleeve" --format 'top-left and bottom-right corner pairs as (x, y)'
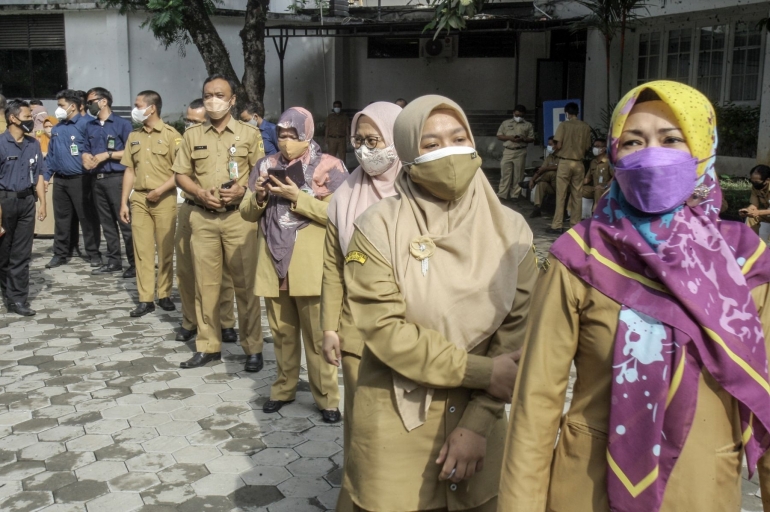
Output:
(345, 251), (368, 265)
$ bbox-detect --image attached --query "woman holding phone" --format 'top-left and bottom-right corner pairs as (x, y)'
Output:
(240, 106), (348, 423)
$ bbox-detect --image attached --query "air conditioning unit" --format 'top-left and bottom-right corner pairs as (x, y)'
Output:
(419, 36), (457, 59)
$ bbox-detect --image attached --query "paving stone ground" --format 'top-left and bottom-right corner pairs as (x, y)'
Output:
(0, 172), (762, 511)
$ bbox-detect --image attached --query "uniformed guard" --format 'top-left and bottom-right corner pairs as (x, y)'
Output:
(496, 104), (534, 201)
(118, 91), (180, 317)
(741, 164), (770, 241)
(0, 100), (47, 316)
(549, 101), (592, 234)
(583, 138), (613, 210)
(176, 99), (239, 344)
(325, 100), (349, 162)
(174, 75), (265, 372)
(529, 136), (559, 218)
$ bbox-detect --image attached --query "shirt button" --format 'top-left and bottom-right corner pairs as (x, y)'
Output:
(450, 484), (457, 491)
(449, 406), (456, 413)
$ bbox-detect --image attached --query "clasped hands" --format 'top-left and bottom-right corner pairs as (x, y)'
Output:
(254, 175), (300, 204)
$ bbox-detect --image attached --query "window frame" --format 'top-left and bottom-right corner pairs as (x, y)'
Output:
(725, 19), (765, 105)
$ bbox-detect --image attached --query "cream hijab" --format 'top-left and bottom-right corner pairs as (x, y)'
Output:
(328, 102), (402, 253)
(356, 95), (533, 430)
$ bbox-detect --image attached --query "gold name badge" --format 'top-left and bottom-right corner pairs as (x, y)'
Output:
(345, 251), (368, 265)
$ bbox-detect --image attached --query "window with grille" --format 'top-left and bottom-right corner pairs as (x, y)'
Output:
(636, 32), (661, 84)
(697, 25), (726, 103)
(666, 29), (692, 83)
(730, 21), (762, 102)
(0, 14), (67, 99)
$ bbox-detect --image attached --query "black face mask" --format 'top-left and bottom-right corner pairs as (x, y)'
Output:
(18, 119), (34, 133)
(87, 101), (102, 117)
(752, 181), (767, 190)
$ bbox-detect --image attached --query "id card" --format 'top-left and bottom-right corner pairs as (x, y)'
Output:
(228, 161), (239, 180)
(598, 176), (604, 184)
(70, 144), (79, 156)
(107, 136), (115, 150)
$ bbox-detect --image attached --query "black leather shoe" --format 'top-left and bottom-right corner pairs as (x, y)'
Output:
(546, 227), (565, 235)
(157, 297), (175, 311)
(122, 266), (136, 279)
(179, 352), (221, 369)
(244, 353), (263, 373)
(8, 302), (36, 317)
(130, 302), (155, 317)
(529, 207), (542, 218)
(222, 327), (237, 343)
(68, 247), (83, 259)
(321, 408), (342, 424)
(263, 399), (293, 414)
(45, 256), (67, 269)
(92, 264), (122, 275)
(90, 257), (102, 268)
(176, 327), (197, 342)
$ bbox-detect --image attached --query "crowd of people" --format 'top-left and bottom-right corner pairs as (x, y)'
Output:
(1, 78), (770, 512)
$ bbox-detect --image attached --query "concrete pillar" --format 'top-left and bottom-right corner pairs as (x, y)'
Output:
(757, 7), (770, 165)
(107, 11), (131, 106)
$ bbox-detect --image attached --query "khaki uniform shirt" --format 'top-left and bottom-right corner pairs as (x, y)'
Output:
(751, 182), (770, 210)
(498, 118), (534, 150)
(499, 258), (770, 512)
(326, 113), (349, 138)
(120, 121), (182, 192)
(554, 118), (592, 161)
(342, 230), (539, 511)
(240, 189), (330, 297)
(172, 117), (263, 201)
(585, 155), (612, 190)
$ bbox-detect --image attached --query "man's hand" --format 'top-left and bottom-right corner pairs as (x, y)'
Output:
(322, 331), (341, 367)
(95, 152), (109, 163)
(196, 187), (223, 210)
(486, 349), (523, 402)
(255, 177), (269, 203)
(119, 203), (131, 224)
(436, 428), (487, 483)
(44, 181), (50, 193)
(37, 205), (47, 222)
(146, 189), (161, 203)
(267, 176), (300, 203)
(746, 204), (760, 219)
(82, 154), (96, 171)
(219, 183), (245, 206)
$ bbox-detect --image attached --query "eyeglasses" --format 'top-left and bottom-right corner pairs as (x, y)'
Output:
(350, 136), (382, 150)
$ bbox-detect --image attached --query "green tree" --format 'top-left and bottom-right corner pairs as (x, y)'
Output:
(104, 0), (270, 112)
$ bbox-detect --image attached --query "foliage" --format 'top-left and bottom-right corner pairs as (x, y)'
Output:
(719, 175), (752, 221)
(424, 0), (484, 38)
(715, 103), (760, 158)
(287, 0), (329, 15)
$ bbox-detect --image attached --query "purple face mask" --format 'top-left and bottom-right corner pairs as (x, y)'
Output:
(613, 146), (698, 214)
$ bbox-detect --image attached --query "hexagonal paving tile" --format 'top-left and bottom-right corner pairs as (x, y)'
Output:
(75, 461), (128, 482)
(204, 455), (255, 474)
(44, 452), (96, 472)
(140, 482), (196, 505)
(128, 413), (172, 428)
(217, 437), (265, 457)
(100, 405), (143, 420)
(261, 432), (306, 448)
(66, 435), (114, 452)
(53, 480), (110, 503)
(240, 465), (293, 486)
(0, 490), (54, 511)
(169, 407), (211, 422)
(294, 440), (342, 458)
(157, 463), (209, 485)
(84, 490), (143, 512)
(185, 429), (231, 446)
(37, 426), (84, 443)
(176, 496), (234, 512)
(12, 418), (58, 434)
(19, 442), (66, 461)
(155, 421), (200, 437)
(250, 448), (300, 466)
(84, 419), (129, 436)
(286, 457), (335, 478)
(191, 473), (244, 496)
(229, 484), (285, 510)
(126, 453), (175, 473)
(22, 470), (77, 492)
(0, 461), (46, 481)
(142, 436), (189, 454)
(277, 476), (331, 498)
(171, 445), (221, 465)
(93, 443), (145, 461)
(107, 472), (160, 492)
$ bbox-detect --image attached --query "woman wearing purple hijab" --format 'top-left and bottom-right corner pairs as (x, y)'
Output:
(499, 81), (770, 511)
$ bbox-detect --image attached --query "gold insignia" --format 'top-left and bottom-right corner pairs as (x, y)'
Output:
(345, 251), (368, 265)
(235, 136), (241, 141)
(174, 138), (182, 145)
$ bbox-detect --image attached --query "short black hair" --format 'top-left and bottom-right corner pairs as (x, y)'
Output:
(189, 98), (205, 110)
(750, 165), (770, 182)
(56, 89), (83, 109)
(28, 99), (43, 106)
(138, 90), (162, 116)
(565, 102), (580, 116)
(5, 98), (30, 124)
(594, 138), (607, 145)
(514, 105), (527, 114)
(87, 87), (113, 107)
(395, 98), (407, 104)
(547, 136), (555, 142)
(333, 100), (342, 107)
(241, 102), (264, 118)
(202, 74), (238, 97)
(77, 90), (87, 105)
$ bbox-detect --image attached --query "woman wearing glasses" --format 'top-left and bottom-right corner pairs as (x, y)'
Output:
(240, 107), (348, 424)
(321, 101), (402, 511)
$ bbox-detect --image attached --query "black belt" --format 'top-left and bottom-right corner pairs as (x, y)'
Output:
(95, 172), (124, 180)
(54, 173), (84, 180)
(184, 198), (239, 213)
(0, 188), (35, 199)
(558, 156), (582, 162)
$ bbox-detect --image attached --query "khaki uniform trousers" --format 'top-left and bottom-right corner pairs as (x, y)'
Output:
(498, 148), (527, 200)
(327, 137), (347, 163)
(189, 208), (262, 355)
(552, 159), (585, 229)
(351, 497), (497, 512)
(266, 290), (340, 410)
(130, 190), (176, 303)
(336, 351), (361, 512)
(175, 202), (236, 331)
(533, 171), (556, 207)
(748, 215), (770, 241)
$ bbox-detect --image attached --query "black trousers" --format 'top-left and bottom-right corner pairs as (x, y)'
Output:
(0, 195), (36, 304)
(93, 173), (134, 267)
(53, 175), (101, 259)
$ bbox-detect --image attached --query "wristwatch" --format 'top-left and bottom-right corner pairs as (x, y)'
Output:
(107, 151), (113, 160)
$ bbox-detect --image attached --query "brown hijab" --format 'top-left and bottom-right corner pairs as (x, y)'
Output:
(355, 95), (533, 430)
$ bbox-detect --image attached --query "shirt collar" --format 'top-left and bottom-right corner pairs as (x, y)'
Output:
(143, 120), (165, 133)
(203, 116), (238, 134)
(2, 130), (30, 148)
(64, 113), (81, 125)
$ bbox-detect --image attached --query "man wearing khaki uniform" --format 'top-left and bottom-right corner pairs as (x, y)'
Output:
(583, 138), (612, 210)
(119, 91), (179, 318)
(174, 75), (265, 372)
(175, 99), (238, 344)
(497, 105), (534, 201)
(549, 102), (592, 233)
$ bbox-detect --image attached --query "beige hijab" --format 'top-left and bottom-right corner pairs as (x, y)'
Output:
(355, 95), (533, 430)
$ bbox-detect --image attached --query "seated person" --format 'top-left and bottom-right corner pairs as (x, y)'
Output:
(582, 138), (613, 212)
(741, 164), (770, 240)
(529, 136), (559, 218)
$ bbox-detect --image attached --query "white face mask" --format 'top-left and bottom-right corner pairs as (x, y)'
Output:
(132, 106), (151, 124)
(247, 119), (259, 128)
(513, 116), (523, 123)
(54, 106), (70, 121)
(546, 146), (554, 155)
(205, 97), (233, 120)
(592, 147), (604, 157)
(355, 143), (398, 177)
(333, 107), (341, 114)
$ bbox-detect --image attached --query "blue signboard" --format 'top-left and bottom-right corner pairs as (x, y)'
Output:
(542, 99), (583, 143)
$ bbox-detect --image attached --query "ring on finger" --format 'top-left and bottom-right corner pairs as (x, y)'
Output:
(448, 468), (456, 480)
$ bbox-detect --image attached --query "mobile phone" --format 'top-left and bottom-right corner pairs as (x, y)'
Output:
(220, 179), (235, 189)
(267, 168), (287, 183)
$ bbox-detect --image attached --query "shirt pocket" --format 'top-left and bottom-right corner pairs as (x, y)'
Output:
(151, 143), (169, 157)
(191, 148), (210, 160)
